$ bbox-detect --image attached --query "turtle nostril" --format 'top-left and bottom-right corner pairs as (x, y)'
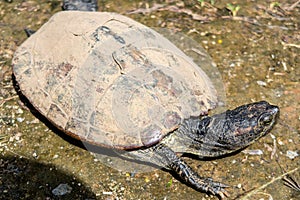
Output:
(272, 106), (280, 115)
(267, 105), (279, 114)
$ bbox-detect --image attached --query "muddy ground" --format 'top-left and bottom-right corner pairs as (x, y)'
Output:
(0, 0), (299, 199)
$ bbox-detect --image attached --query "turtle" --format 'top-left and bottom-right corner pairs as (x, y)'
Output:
(12, 0), (279, 198)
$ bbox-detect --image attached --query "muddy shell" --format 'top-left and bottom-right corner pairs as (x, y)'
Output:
(13, 11), (217, 149)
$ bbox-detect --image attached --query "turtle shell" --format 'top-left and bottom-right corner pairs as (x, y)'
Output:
(13, 11), (217, 150)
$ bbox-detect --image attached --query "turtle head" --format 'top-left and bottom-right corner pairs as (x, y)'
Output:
(221, 101), (279, 147)
(187, 101), (279, 157)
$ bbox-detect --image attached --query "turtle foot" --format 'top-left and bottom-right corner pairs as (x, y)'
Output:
(169, 158), (230, 198)
(199, 178), (230, 199)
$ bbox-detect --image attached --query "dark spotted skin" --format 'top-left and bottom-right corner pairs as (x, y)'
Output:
(177, 101), (280, 157)
(125, 101), (279, 198)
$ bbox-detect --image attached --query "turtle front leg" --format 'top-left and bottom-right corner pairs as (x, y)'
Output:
(123, 143), (229, 198)
(120, 143), (229, 199)
(154, 144), (229, 198)
(168, 158), (229, 198)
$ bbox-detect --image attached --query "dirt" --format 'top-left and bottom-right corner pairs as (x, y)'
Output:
(0, 0), (299, 199)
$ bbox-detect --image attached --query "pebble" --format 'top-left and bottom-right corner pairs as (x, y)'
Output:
(257, 80), (267, 86)
(286, 150), (299, 159)
(52, 183), (72, 196)
(103, 191), (113, 195)
(16, 117), (24, 122)
(242, 149), (263, 155)
(32, 152), (38, 159)
(16, 108), (23, 114)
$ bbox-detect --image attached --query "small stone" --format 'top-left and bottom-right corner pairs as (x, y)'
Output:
(200, 32), (206, 36)
(242, 149), (263, 155)
(257, 80), (267, 86)
(277, 139), (284, 145)
(16, 117), (25, 122)
(286, 150), (299, 159)
(32, 152), (38, 158)
(52, 183), (72, 196)
(144, 177), (150, 183)
(16, 108), (23, 114)
(103, 191), (113, 195)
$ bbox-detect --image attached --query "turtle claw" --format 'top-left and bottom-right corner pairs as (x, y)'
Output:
(217, 191), (230, 200)
(216, 188), (230, 199)
(205, 180), (230, 199)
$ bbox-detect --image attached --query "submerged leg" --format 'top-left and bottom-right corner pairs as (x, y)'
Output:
(124, 143), (229, 198)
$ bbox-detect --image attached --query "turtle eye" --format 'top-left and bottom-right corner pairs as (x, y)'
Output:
(259, 113), (273, 126)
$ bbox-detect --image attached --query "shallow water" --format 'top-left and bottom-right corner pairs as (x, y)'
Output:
(0, 0), (299, 199)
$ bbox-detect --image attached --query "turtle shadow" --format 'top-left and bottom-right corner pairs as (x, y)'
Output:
(0, 155), (96, 199)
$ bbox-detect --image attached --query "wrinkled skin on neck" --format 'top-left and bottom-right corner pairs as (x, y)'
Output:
(168, 101), (279, 157)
